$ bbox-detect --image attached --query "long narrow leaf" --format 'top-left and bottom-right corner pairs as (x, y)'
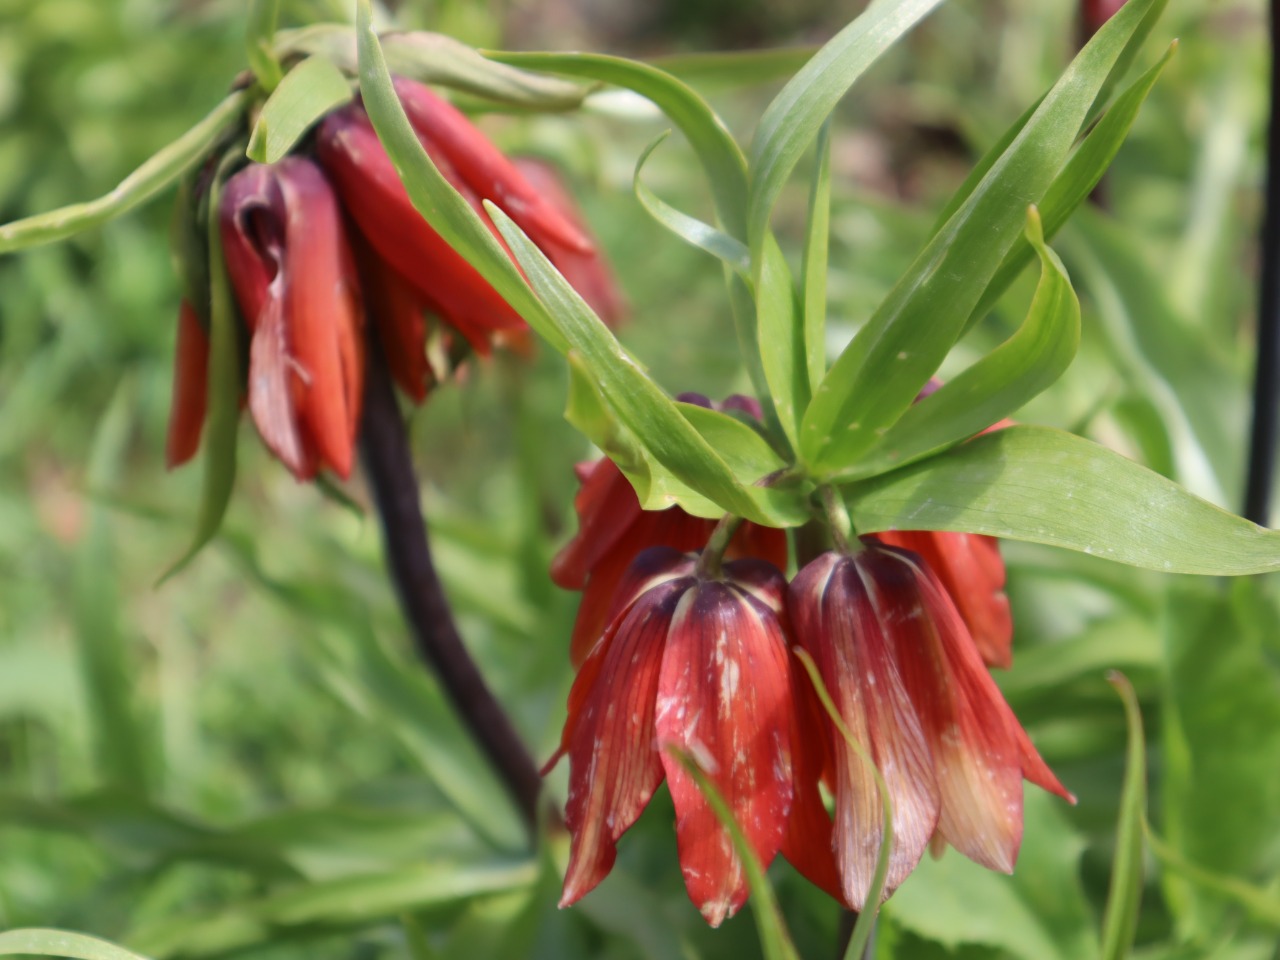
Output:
(247, 55), (353, 163)
(756, 233), (807, 448)
(844, 426), (1280, 575)
(747, 0), (946, 249)
(1101, 672), (1147, 960)
(0, 90), (248, 255)
(802, 120), (833, 392)
(800, 0), (1166, 476)
(0, 930), (151, 960)
(846, 207), (1079, 480)
(488, 202), (810, 527)
(245, 0), (283, 90)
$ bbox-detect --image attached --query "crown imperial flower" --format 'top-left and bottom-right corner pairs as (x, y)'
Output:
(788, 542), (1073, 909)
(549, 546), (805, 926)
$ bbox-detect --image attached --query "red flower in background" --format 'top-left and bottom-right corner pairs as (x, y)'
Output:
(788, 542), (1073, 909)
(167, 76), (621, 478)
(218, 157), (365, 481)
(549, 547), (809, 925)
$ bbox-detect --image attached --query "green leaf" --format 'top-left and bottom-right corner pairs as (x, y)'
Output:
(801, 119), (832, 392)
(158, 154), (243, 583)
(967, 42), (1176, 331)
(665, 746), (801, 960)
(245, 0), (283, 91)
(799, 0), (1166, 476)
(747, 0), (946, 249)
(484, 50), (749, 237)
(0, 929), (152, 960)
(489, 202), (809, 527)
(845, 207), (1080, 480)
(632, 133), (749, 276)
(886, 792), (1096, 960)
(675, 402), (788, 481)
(354, 3), (569, 355)
(0, 90), (248, 255)
(844, 426), (1280, 575)
(1101, 672), (1147, 960)
(756, 233), (806, 449)
(1159, 580), (1280, 936)
(246, 56), (352, 164)
(274, 27), (588, 110)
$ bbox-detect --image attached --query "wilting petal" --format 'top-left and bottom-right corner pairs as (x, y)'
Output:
(275, 157), (364, 478)
(220, 164), (283, 329)
(392, 77), (593, 255)
(166, 300), (209, 469)
(791, 551), (940, 909)
(874, 530), (1013, 668)
(656, 566), (795, 925)
(511, 157), (626, 326)
(559, 577), (687, 908)
(247, 293), (314, 478)
(316, 104), (524, 339)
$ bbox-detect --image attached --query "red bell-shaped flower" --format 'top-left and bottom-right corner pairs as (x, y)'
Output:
(219, 157), (365, 481)
(788, 542), (1072, 909)
(165, 299), (209, 469)
(550, 547), (801, 925)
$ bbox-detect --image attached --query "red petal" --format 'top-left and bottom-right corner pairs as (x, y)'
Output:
(275, 157), (364, 479)
(315, 106), (524, 337)
(219, 164), (285, 328)
(559, 580), (685, 908)
(874, 530), (1012, 669)
(356, 238), (432, 403)
(247, 292), (315, 480)
(887, 548), (1035, 873)
(165, 300), (209, 469)
(791, 551), (941, 909)
(551, 458), (642, 590)
(656, 572), (794, 926)
(393, 77), (594, 255)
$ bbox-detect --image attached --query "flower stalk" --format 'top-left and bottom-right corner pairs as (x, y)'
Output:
(358, 329), (545, 836)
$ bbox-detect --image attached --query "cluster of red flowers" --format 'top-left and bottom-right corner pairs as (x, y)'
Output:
(165, 77), (621, 480)
(546, 403), (1072, 925)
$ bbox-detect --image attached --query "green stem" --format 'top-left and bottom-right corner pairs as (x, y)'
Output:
(819, 485), (856, 553)
(696, 515), (745, 580)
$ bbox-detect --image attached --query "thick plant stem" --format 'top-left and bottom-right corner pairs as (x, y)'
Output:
(359, 337), (544, 836)
(1245, 0), (1280, 526)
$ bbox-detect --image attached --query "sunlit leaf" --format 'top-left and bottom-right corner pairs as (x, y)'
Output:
(801, 119), (832, 392)
(846, 207), (1079, 480)
(0, 929), (152, 960)
(0, 90), (248, 254)
(800, 0), (1166, 476)
(756, 233), (806, 449)
(845, 426), (1280, 574)
(245, 0), (283, 90)
(246, 55), (352, 164)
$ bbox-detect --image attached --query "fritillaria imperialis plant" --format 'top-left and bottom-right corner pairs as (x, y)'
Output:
(1, 0), (1278, 954)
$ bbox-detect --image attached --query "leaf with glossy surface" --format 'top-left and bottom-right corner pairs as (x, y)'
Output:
(802, 119), (832, 392)
(747, 0), (946, 248)
(756, 233), (806, 448)
(490, 202), (809, 526)
(0, 930), (152, 960)
(247, 56), (352, 164)
(847, 207), (1079, 480)
(845, 426), (1280, 574)
(0, 91), (248, 255)
(633, 134), (748, 276)
(800, 0), (1165, 476)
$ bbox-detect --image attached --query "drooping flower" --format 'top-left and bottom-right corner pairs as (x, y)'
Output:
(315, 77), (621, 352)
(788, 541), (1072, 909)
(218, 157), (365, 481)
(550, 547), (807, 925)
(871, 530), (1012, 668)
(551, 397), (788, 666)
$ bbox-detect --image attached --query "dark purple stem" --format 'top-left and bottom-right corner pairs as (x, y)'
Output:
(1245, 0), (1280, 526)
(359, 335), (544, 836)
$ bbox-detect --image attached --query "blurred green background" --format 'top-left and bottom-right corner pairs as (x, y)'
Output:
(1, 1), (1278, 958)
